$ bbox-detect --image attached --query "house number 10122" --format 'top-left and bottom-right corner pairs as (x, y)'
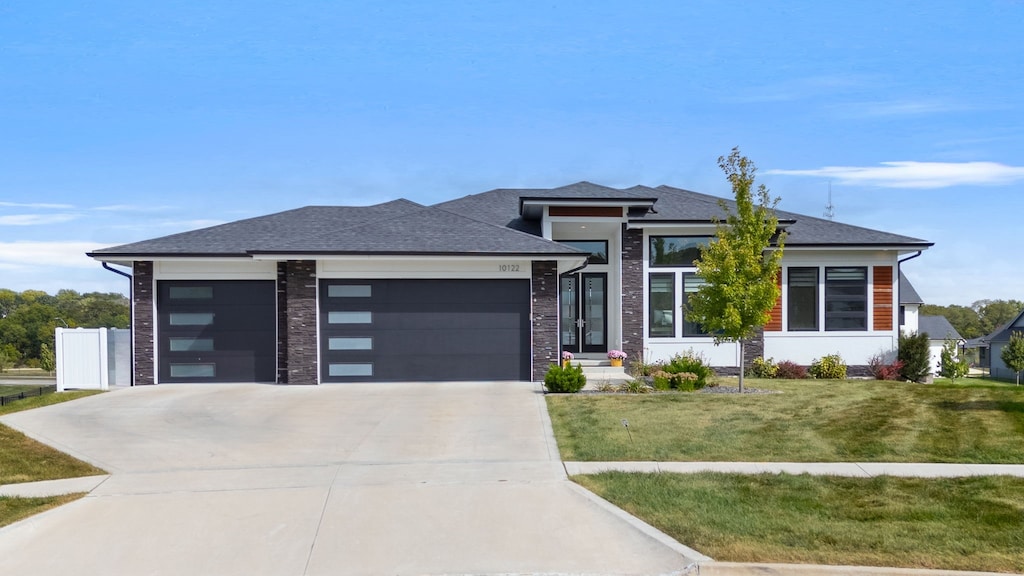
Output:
(498, 264), (520, 272)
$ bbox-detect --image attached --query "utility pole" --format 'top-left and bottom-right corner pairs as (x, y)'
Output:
(823, 182), (835, 220)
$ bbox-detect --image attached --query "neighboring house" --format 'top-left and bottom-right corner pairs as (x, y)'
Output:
(964, 335), (990, 369)
(917, 315), (965, 376)
(898, 271), (923, 335)
(986, 309), (1024, 381)
(87, 182), (932, 385)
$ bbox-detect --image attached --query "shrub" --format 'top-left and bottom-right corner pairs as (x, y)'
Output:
(747, 356), (778, 378)
(619, 379), (651, 394)
(664, 351), (714, 389)
(899, 331), (931, 383)
(809, 353), (847, 379)
(543, 363), (586, 393)
(868, 352), (904, 380)
(652, 370), (699, 391)
(775, 360), (807, 379)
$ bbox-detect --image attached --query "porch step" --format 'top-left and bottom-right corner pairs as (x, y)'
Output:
(574, 361), (632, 385)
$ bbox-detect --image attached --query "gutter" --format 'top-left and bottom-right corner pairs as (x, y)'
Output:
(100, 263), (134, 387)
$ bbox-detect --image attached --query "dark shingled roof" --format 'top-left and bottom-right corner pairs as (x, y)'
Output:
(918, 315), (963, 341)
(899, 272), (925, 305)
(987, 309), (1024, 344)
(90, 181), (931, 258)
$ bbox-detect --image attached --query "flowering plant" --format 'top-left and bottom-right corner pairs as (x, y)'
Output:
(562, 351), (574, 361)
(607, 349), (627, 360)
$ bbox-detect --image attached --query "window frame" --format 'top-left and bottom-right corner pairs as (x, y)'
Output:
(648, 273), (676, 338)
(824, 266), (868, 331)
(558, 240), (609, 265)
(787, 267), (819, 331)
(681, 273), (710, 336)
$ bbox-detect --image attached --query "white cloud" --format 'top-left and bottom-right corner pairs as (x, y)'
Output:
(108, 218), (225, 232)
(0, 213), (79, 225)
(765, 161), (1024, 189)
(0, 201), (75, 209)
(830, 99), (968, 118)
(0, 241), (109, 269)
(91, 204), (174, 212)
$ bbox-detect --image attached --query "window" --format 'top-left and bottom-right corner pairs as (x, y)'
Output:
(169, 312), (214, 326)
(169, 363), (216, 378)
(169, 337), (214, 352)
(825, 267), (867, 331)
(168, 286), (213, 299)
(327, 311), (372, 324)
(328, 337), (373, 350)
(327, 285), (372, 298)
(682, 274), (709, 336)
(649, 273), (674, 337)
(788, 267), (818, 331)
(650, 236), (710, 267)
(559, 240), (608, 264)
(328, 363), (373, 377)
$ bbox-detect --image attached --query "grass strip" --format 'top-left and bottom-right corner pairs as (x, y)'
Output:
(0, 391), (106, 484)
(576, 472), (1024, 573)
(547, 379), (1024, 463)
(0, 493), (86, 528)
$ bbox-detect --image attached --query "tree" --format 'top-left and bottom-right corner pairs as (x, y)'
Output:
(687, 148), (786, 393)
(938, 336), (968, 382)
(1001, 331), (1024, 386)
(39, 342), (56, 375)
(899, 331), (931, 383)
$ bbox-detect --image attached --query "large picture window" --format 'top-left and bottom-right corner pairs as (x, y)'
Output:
(559, 240), (609, 264)
(787, 267), (818, 331)
(649, 273), (675, 337)
(650, 236), (710, 267)
(825, 267), (867, 331)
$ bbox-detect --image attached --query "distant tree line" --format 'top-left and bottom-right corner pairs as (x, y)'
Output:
(0, 288), (129, 369)
(920, 299), (1024, 340)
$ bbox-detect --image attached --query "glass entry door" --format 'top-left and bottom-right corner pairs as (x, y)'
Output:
(560, 273), (607, 354)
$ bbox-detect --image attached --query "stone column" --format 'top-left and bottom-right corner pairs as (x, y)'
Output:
(620, 224), (644, 370)
(132, 261), (155, 386)
(531, 261), (559, 381)
(276, 262), (289, 383)
(285, 260), (318, 385)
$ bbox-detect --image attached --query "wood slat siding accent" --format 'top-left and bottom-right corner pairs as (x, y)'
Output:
(873, 265), (894, 331)
(765, 272), (783, 331)
(548, 206), (623, 217)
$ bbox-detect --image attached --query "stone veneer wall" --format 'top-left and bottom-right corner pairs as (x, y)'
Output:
(132, 261), (155, 386)
(620, 224), (644, 371)
(286, 260), (318, 385)
(276, 262), (289, 383)
(531, 261), (559, 382)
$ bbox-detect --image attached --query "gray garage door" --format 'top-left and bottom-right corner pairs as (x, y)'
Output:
(319, 279), (531, 382)
(157, 280), (277, 383)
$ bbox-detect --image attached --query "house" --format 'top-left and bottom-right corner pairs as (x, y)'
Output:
(898, 271), (924, 334)
(87, 182), (932, 384)
(917, 315), (965, 376)
(985, 309), (1024, 381)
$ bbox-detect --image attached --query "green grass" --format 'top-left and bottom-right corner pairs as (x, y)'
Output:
(547, 379), (1024, 462)
(0, 494), (86, 528)
(0, 391), (107, 484)
(575, 472), (1024, 573)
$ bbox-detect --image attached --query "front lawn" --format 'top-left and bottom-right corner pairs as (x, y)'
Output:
(576, 472), (1024, 573)
(547, 379), (1024, 462)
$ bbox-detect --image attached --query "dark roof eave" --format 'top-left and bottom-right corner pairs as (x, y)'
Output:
(245, 250), (584, 258)
(628, 218), (798, 225)
(88, 252), (251, 259)
(783, 242), (935, 249)
(519, 196), (657, 215)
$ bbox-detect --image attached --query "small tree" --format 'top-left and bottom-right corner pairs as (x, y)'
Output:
(1001, 331), (1024, 386)
(0, 349), (10, 373)
(898, 331), (931, 383)
(39, 342), (56, 375)
(687, 148), (786, 393)
(938, 336), (968, 382)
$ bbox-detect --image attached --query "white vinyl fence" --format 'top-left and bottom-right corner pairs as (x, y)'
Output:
(55, 327), (131, 391)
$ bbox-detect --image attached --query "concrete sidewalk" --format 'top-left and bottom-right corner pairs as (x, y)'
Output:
(564, 461), (1024, 477)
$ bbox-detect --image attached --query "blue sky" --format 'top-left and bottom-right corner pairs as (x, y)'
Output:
(1, 1), (1021, 306)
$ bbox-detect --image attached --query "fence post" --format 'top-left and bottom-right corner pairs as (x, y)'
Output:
(55, 327), (65, 392)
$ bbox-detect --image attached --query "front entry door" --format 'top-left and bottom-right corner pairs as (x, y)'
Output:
(560, 273), (607, 354)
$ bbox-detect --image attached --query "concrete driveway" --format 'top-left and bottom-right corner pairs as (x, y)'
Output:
(0, 382), (701, 575)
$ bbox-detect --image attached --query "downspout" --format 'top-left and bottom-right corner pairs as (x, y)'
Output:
(101, 263), (134, 387)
